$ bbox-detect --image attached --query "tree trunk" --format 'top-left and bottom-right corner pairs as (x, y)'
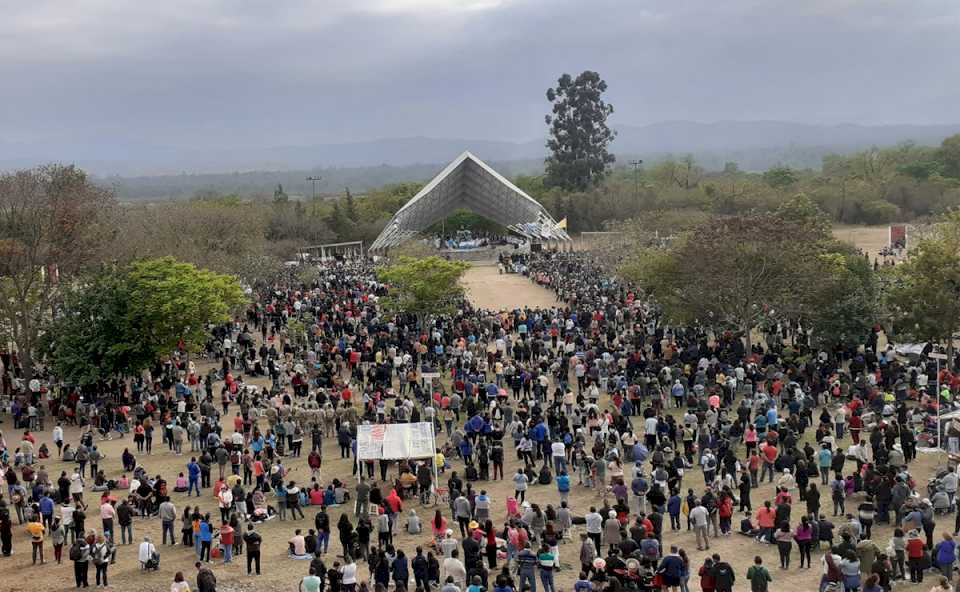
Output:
(20, 344), (35, 382)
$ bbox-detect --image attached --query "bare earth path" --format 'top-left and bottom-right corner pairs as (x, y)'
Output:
(461, 264), (557, 311)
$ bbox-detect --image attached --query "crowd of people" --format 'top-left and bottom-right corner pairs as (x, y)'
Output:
(0, 250), (959, 592)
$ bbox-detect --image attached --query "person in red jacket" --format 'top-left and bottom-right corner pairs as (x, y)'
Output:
(718, 493), (734, 535)
(698, 557), (716, 592)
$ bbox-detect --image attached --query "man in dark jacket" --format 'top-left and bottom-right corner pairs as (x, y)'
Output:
(196, 561), (217, 592)
(412, 546), (429, 590)
(243, 524), (262, 576)
(710, 553), (736, 592)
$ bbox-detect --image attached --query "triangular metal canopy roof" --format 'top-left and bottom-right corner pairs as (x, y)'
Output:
(370, 151), (570, 251)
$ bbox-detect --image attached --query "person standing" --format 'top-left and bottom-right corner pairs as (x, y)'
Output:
(711, 554), (736, 592)
(585, 507), (603, 554)
(92, 534), (111, 587)
(538, 543), (556, 592)
(516, 543), (537, 592)
(657, 545), (685, 592)
(774, 523), (793, 569)
(689, 500), (710, 551)
(795, 516), (815, 568)
(244, 524), (262, 575)
(187, 458), (201, 497)
(0, 512), (12, 557)
(71, 536), (91, 588)
(746, 556), (772, 592)
(513, 469), (528, 503)
(26, 514), (45, 564)
(51, 517), (66, 563)
(219, 522), (234, 564)
(196, 561), (218, 592)
(99, 499), (116, 542)
(159, 498), (176, 545)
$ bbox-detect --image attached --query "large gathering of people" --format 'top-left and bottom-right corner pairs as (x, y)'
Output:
(0, 249), (958, 592)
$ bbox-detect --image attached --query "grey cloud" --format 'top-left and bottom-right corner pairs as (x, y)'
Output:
(1, 0), (958, 169)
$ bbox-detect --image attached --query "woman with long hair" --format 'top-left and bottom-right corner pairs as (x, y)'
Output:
(431, 510), (447, 546)
(337, 513), (355, 561)
(484, 519), (498, 569)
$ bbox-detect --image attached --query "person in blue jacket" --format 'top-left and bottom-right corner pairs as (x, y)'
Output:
(187, 458), (202, 497)
(556, 471), (571, 503)
(657, 545), (685, 590)
(667, 492), (683, 530)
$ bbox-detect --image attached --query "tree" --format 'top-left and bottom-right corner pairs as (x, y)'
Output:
(326, 200), (353, 239)
(377, 256), (469, 330)
(40, 270), (133, 385)
(775, 193), (832, 235)
(940, 134), (960, 179)
(762, 165), (799, 189)
(273, 184), (288, 202)
(620, 212), (833, 351)
(41, 258), (246, 384)
(119, 258), (247, 371)
(807, 245), (878, 350)
(0, 164), (115, 378)
(650, 156), (703, 191)
(544, 71), (616, 191)
(886, 211), (960, 357)
(344, 187), (359, 223)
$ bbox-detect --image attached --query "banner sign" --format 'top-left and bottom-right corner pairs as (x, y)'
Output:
(357, 422), (435, 460)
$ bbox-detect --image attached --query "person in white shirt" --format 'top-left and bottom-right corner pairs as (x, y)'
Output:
(52, 424), (65, 456)
(551, 440), (567, 473)
(689, 502), (710, 551)
(585, 507), (603, 552)
(70, 471), (85, 502)
(442, 549), (467, 587)
(340, 560), (358, 586)
(644, 416), (659, 448)
(138, 535), (157, 569)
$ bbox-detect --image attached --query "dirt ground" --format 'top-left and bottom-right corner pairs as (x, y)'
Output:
(832, 224), (903, 262)
(461, 265), (558, 312)
(1, 270), (953, 592)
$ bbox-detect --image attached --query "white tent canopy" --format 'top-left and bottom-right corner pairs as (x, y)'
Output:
(370, 151), (571, 251)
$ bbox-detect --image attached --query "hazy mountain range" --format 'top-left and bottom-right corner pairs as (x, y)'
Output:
(3, 120), (959, 200)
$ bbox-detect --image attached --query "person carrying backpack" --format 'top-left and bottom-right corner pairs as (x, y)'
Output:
(70, 536), (91, 588)
(711, 554), (736, 592)
(746, 555), (771, 592)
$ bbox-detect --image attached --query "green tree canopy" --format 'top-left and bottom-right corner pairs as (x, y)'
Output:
(886, 210), (960, 356)
(620, 209), (873, 351)
(544, 71), (616, 191)
(377, 256), (469, 329)
(41, 257), (247, 384)
(762, 165), (799, 189)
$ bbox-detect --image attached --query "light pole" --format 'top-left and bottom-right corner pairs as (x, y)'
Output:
(629, 159), (643, 200)
(306, 176), (322, 200)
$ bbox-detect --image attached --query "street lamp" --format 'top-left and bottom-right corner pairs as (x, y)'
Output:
(629, 159), (643, 200)
(306, 176), (322, 200)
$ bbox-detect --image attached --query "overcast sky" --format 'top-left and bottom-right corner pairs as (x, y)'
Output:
(3, 0), (959, 151)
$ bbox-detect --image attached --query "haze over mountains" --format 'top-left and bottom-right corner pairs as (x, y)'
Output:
(4, 120), (960, 201)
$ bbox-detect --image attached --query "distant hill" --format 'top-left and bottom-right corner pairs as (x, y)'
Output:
(4, 121), (959, 200)
(101, 159), (547, 202)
